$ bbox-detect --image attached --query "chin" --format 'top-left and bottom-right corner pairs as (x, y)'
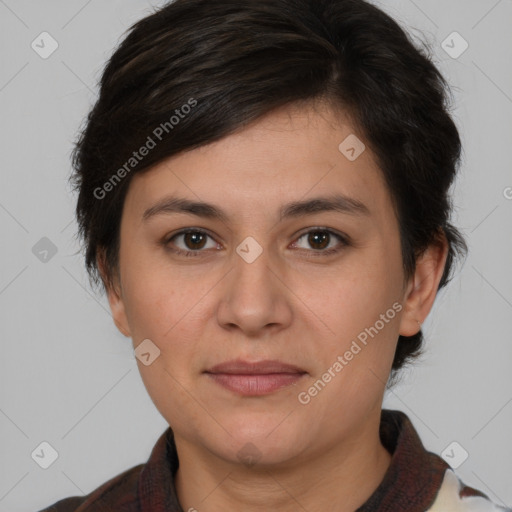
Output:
(210, 414), (306, 466)
(223, 437), (302, 469)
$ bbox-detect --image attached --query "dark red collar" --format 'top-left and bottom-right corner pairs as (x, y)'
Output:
(356, 409), (449, 511)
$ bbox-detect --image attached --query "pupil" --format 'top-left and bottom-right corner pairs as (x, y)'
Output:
(309, 231), (329, 250)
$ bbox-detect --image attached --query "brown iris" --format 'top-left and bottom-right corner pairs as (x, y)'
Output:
(183, 231), (208, 250)
(307, 231), (330, 250)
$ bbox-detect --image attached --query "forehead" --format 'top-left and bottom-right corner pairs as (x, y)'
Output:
(123, 102), (393, 226)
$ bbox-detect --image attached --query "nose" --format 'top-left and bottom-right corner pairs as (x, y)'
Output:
(216, 243), (293, 337)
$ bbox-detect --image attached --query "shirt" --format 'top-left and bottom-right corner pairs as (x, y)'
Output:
(36, 409), (511, 511)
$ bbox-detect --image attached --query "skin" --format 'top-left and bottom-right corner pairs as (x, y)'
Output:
(99, 101), (448, 512)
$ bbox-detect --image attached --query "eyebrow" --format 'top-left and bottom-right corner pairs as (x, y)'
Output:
(142, 194), (371, 223)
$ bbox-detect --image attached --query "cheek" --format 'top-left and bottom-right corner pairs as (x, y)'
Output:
(121, 269), (205, 413)
(120, 259), (216, 365)
(120, 251), (190, 333)
(306, 255), (404, 386)
(310, 249), (401, 333)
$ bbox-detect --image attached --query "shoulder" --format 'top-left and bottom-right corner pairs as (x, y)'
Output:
(36, 496), (86, 512)
(427, 468), (511, 512)
(34, 463), (144, 512)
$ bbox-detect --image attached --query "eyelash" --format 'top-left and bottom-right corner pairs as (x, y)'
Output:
(162, 228), (350, 259)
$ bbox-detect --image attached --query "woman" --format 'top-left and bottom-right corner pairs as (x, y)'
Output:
(38, 0), (510, 510)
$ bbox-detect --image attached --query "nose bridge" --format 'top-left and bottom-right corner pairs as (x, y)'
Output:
(231, 238), (276, 301)
(216, 237), (292, 333)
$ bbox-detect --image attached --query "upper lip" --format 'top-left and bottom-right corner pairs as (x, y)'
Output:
(205, 359), (307, 375)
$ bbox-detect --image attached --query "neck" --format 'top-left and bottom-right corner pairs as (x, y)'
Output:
(174, 411), (392, 512)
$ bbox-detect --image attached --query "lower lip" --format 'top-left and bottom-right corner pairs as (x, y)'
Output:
(206, 373), (306, 395)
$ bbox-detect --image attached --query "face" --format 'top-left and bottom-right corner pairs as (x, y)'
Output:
(104, 102), (441, 468)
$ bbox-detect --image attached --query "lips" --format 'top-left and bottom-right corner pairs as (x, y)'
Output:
(204, 359), (307, 396)
(205, 359), (307, 375)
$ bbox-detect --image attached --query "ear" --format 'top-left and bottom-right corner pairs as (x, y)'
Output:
(97, 249), (132, 338)
(398, 231), (449, 337)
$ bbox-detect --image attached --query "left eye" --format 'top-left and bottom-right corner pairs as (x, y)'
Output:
(292, 229), (347, 253)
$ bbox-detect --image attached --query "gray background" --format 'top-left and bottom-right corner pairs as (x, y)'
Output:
(0, 0), (511, 510)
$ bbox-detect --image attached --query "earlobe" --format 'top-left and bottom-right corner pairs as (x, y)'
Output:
(97, 249), (132, 338)
(398, 233), (449, 337)
(107, 284), (132, 338)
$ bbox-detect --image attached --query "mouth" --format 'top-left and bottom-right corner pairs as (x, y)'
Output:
(204, 359), (308, 396)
